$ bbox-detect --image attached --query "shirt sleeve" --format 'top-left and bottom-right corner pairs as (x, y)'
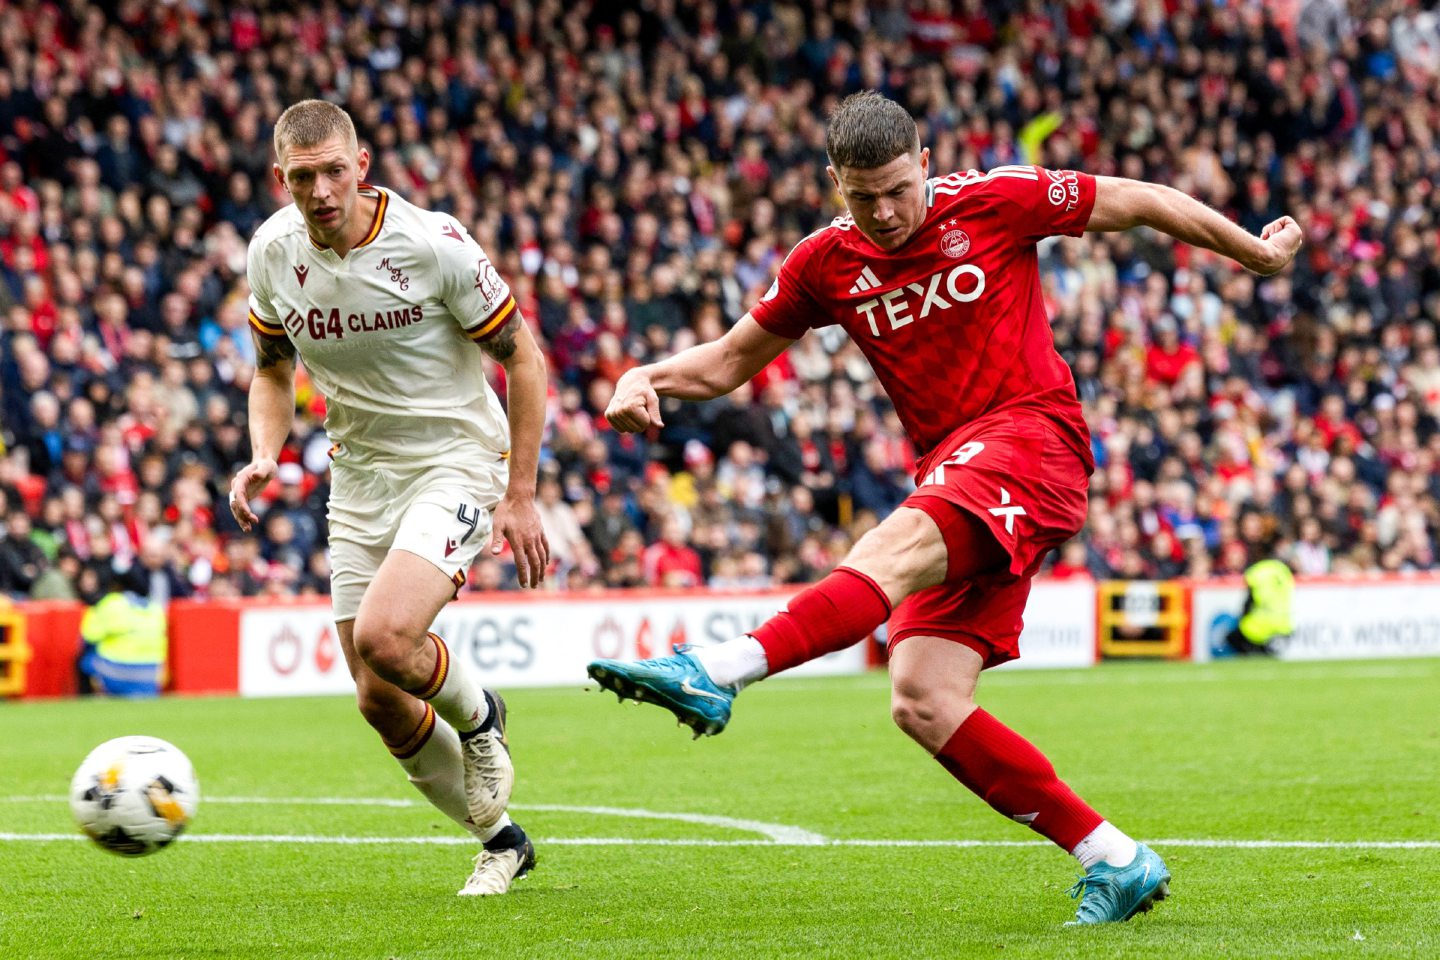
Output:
(992, 166), (1098, 243)
(747, 237), (825, 340)
(245, 235), (287, 341)
(434, 218), (518, 344)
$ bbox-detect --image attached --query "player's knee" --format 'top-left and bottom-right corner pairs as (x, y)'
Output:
(889, 692), (931, 741)
(351, 616), (419, 683)
(890, 679), (942, 742)
(890, 674), (977, 749)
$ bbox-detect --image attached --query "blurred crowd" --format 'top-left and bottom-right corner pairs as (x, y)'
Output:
(3, 0), (1440, 604)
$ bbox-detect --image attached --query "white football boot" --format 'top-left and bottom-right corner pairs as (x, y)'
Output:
(458, 836), (536, 896)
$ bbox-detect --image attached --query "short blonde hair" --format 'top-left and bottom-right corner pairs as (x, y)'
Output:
(273, 100), (358, 165)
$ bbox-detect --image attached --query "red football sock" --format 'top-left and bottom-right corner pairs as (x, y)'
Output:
(935, 708), (1103, 852)
(750, 566), (891, 675)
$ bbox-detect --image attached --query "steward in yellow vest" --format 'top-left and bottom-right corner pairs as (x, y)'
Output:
(78, 573), (167, 696)
(1225, 558), (1295, 656)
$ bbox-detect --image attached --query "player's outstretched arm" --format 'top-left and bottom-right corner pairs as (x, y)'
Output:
(606, 315), (792, 433)
(479, 313), (551, 589)
(230, 330), (297, 532)
(1086, 176), (1302, 276)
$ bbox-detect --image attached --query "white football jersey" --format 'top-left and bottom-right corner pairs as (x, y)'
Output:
(246, 184), (517, 466)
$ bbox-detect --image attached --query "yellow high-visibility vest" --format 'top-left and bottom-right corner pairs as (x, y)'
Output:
(1239, 559), (1294, 644)
(80, 592), (167, 666)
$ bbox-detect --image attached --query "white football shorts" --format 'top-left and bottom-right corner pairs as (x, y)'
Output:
(327, 458), (507, 621)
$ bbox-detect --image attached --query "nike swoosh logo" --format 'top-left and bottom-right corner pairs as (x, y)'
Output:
(679, 678), (728, 702)
(1142, 863), (1151, 886)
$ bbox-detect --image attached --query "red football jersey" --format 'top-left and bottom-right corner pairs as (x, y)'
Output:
(750, 165), (1096, 465)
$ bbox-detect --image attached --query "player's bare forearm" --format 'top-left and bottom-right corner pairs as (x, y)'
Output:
(1087, 177), (1302, 276)
(606, 315), (790, 433)
(647, 315), (792, 401)
(483, 314), (546, 499)
(481, 313), (551, 586)
(645, 341), (747, 401)
(248, 331), (298, 461)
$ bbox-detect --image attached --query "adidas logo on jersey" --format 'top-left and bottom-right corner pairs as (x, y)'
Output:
(848, 265), (882, 295)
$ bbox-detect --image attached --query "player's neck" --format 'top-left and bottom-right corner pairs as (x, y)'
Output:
(309, 191), (379, 258)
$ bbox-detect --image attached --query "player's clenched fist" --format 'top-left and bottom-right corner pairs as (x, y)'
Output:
(606, 369), (664, 433)
(228, 457), (277, 532)
(1252, 216), (1303, 276)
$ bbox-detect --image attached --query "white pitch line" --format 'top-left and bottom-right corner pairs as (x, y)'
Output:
(1, 795), (829, 845)
(514, 803), (827, 845)
(7, 796), (1435, 849)
(1, 833), (1438, 850)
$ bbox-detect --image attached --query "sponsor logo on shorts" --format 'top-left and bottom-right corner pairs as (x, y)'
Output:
(988, 487), (1027, 535)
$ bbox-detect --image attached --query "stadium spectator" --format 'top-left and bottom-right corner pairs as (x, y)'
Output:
(0, 0), (1438, 610)
(642, 513), (703, 588)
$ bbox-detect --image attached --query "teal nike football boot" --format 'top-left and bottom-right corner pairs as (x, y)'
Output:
(587, 650), (736, 738)
(1065, 843), (1171, 925)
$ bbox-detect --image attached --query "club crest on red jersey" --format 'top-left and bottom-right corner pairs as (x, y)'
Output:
(940, 227), (970, 259)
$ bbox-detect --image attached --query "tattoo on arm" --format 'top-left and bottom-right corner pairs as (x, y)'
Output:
(478, 313), (521, 363)
(252, 329), (297, 369)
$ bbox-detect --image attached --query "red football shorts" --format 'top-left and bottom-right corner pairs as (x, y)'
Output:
(887, 408), (1091, 669)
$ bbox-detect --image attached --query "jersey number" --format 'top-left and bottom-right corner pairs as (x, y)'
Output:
(919, 442), (985, 487)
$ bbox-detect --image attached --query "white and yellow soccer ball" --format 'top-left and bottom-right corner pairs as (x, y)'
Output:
(69, 736), (199, 856)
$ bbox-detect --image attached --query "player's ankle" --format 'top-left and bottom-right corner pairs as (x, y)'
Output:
(693, 636), (768, 690)
(1071, 821), (1138, 870)
(480, 815), (522, 848)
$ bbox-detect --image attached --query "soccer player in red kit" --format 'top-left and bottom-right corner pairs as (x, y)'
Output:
(588, 92), (1302, 924)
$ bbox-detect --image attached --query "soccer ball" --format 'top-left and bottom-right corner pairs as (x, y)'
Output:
(69, 736), (200, 857)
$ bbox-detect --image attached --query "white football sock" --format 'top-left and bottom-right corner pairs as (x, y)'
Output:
(413, 633), (490, 734)
(693, 635), (769, 690)
(392, 709), (484, 838)
(1071, 820), (1139, 870)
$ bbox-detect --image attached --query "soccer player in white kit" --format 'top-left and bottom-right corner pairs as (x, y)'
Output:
(228, 100), (550, 896)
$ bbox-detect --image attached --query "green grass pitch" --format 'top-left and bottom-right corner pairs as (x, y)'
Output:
(2, 659), (1437, 959)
